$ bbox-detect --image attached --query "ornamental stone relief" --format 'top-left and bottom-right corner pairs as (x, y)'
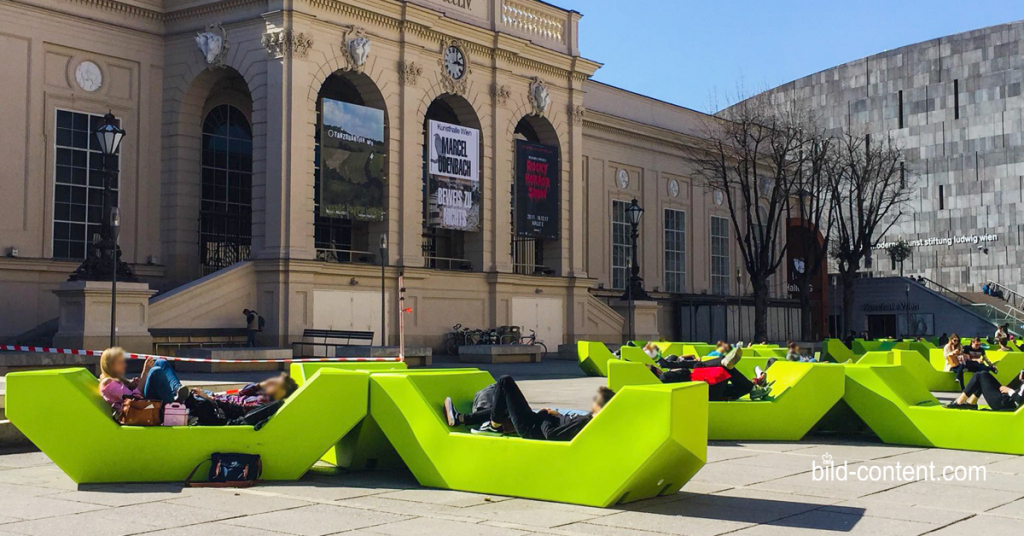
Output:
(261, 30), (313, 59)
(195, 23), (229, 67)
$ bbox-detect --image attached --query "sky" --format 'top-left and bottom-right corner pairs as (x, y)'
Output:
(552, 0), (1024, 113)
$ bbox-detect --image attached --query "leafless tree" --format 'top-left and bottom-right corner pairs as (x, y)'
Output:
(788, 132), (836, 341)
(691, 96), (810, 342)
(827, 131), (914, 335)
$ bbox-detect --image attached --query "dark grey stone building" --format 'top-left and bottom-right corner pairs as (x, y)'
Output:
(745, 20), (1024, 296)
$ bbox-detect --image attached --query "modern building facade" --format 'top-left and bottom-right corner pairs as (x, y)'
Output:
(749, 20), (1024, 299)
(0, 0), (797, 350)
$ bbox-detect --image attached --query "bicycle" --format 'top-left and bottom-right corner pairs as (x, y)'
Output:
(520, 329), (547, 355)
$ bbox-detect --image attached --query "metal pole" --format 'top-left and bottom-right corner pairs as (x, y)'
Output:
(107, 154), (116, 348)
(398, 272), (406, 360)
(380, 234), (387, 346)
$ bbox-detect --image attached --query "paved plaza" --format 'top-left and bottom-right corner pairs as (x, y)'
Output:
(0, 361), (1018, 535)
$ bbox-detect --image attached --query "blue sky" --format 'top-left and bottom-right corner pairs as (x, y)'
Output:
(553, 0), (1023, 112)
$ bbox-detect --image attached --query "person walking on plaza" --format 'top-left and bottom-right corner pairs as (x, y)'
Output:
(243, 308), (261, 347)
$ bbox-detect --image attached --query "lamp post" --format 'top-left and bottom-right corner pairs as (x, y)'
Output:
(69, 112), (136, 347)
(620, 199), (649, 342)
(379, 233), (387, 346)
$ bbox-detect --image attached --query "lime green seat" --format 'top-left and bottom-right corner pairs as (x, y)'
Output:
(606, 360), (844, 441)
(5, 367), (369, 483)
(577, 341), (618, 377)
(844, 364), (1024, 454)
(369, 369), (709, 507)
(823, 339), (857, 363)
(858, 349), (1024, 392)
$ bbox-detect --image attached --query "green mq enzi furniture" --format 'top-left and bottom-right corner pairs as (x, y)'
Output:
(369, 368), (709, 507)
(844, 363), (1024, 454)
(577, 341), (617, 377)
(5, 367), (369, 483)
(606, 360), (845, 441)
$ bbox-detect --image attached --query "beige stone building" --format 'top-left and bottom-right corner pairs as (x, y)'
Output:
(0, 0), (798, 352)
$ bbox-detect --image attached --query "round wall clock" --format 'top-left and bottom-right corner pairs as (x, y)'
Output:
(75, 61), (102, 92)
(668, 179), (680, 197)
(443, 45), (466, 80)
(616, 169), (630, 189)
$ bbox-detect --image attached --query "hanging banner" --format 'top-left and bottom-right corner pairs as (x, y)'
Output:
(426, 120), (480, 232)
(515, 140), (560, 240)
(320, 98), (386, 221)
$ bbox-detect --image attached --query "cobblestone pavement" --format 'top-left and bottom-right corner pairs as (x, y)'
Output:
(0, 364), (1017, 535)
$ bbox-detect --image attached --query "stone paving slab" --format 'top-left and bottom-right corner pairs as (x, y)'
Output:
(0, 364), (1018, 535)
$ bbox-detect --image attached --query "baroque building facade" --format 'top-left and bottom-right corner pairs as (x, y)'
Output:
(0, 0), (796, 349)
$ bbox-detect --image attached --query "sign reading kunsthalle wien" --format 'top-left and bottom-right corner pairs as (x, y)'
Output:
(515, 140), (560, 240)
(427, 120), (480, 232)
(320, 98), (386, 221)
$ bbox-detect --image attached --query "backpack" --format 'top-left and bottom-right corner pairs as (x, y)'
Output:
(185, 453), (261, 488)
(258, 315), (266, 332)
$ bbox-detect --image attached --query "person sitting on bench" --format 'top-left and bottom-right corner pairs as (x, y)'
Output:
(948, 369), (1024, 411)
(99, 347), (190, 417)
(648, 346), (769, 401)
(443, 376), (614, 441)
(951, 337), (997, 391)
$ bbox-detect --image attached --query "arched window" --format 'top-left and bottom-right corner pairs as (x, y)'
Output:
(199, 104), (252, 275)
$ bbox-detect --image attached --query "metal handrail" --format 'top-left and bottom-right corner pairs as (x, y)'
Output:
(424, 255), (474, 271)
(915, 277), (974, 307)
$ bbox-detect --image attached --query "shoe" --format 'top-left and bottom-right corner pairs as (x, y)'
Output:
(443, 397), (460, 427)
(735, 341), (745, 349)
(174, 385), (190, 403)
(765, 357), (778, 370)
(722, 347), (742, 369)
(471, 422), (503, 436)
(754, 365), (764, 378)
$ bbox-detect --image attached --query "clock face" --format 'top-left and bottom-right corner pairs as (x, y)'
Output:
(75, 61), (102, 92)
(444, 45), (466, 80)
(616, 169), (629, 189)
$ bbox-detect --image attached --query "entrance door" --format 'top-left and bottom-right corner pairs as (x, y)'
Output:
(867, 314), (897, 340)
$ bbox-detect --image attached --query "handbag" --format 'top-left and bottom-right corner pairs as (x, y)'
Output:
(119, 398), (163, 426)
(185, 453), (262, 488)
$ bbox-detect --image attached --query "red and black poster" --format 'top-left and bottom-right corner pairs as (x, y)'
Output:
(515, 140), (560, 240)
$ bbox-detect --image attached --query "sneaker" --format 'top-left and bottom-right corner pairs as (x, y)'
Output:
(749, 381), (773, 401)
(721, 347), (742, 369)
(754, 365), (764, 378)
(471, 422), (503, 436)
(443, 397), (460, 427)
(175, 385), (191, 403)
(765, 357), (778, 370)
(735, 341), (745, 349)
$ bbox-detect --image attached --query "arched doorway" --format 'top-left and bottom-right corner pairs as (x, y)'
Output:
(314, 71), (389, 263)
(512, 115), (561, 275)
(199, 102), (253, 276)
(422, 94), (483, 271)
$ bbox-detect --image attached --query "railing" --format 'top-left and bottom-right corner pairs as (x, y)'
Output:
(316, 248), (377, 265)
(915, 277), (975, 308)
(500, 0), (566, 45)
(424, 255), (474, 271)
(988, 280), (1024, 311)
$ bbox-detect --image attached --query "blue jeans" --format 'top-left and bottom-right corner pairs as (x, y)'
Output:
(143, 359), (183, 403)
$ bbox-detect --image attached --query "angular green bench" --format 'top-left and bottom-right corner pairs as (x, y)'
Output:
(5, 367), (369, 483)
(607, 360), (845, 441)
(577, 341), (618, 377)
(369, 369), (709, 507)
(844, 363), (1024, 454)
(823, 339), (857, 363)
(857, 349), (1024, 392)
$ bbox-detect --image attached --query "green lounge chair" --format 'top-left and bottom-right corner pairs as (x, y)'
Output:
(369, 369), (709, 507)
(859, 350), (1024, 392)
(823, 339), (857, 363)
(577, 341), (618, 377)
(844, 363), (1024, 454)
(606, 360), (845, 441)
(5, 367), (369, 484)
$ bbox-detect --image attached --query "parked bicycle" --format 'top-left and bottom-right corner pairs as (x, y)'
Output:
(443, 324), (547, 355)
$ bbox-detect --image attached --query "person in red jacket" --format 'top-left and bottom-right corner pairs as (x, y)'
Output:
(649, 345), (768, 401)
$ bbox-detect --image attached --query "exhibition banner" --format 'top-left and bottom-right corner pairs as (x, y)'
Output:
(320, 98), (386, 221)
(426, 120), (480, 232)
(515, 140), (560, 240)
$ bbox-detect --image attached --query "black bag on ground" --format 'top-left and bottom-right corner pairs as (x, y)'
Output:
(185, 453), (261, 488)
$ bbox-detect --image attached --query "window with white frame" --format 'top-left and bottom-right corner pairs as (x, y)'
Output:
(53, 110), (119, 260)
(611, 200), (631, 290)
(664, 209), (685, 293)
(710, 216), (730, 295)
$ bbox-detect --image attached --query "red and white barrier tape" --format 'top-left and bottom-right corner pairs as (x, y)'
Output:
(0, 345), (403, 363)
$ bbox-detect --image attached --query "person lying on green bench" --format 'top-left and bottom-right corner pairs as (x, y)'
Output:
(443, 376), (614, 441)
(99, 347), (190, 418)
(648, 346), (771, 401)
(185, 373), (299, 426)
(948, 369), (1024, 411)
(786, 342), (815, 362)
(707, 340), (732, 357)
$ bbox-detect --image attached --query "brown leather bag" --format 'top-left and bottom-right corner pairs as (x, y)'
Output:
(120, 398), (163, 426)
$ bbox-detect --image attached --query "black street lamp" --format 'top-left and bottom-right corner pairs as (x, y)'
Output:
(621, 199), (650, 341)
(69, 112), (137, 347)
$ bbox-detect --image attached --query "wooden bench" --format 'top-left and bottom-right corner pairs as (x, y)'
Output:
(293, 329), (374, 358)
(151, 328), (250, 356)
